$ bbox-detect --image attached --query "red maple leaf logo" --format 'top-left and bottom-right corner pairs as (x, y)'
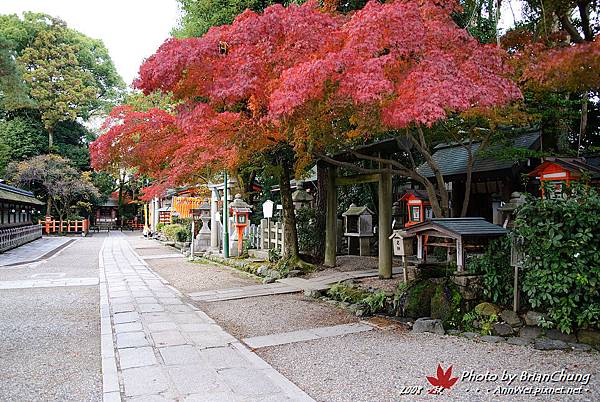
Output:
(426, 364), (459, 395)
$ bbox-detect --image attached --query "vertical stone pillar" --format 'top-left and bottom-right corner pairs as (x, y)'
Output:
(210, 188), (219, 252)
(378, 167), (392, 279)
(324, 166), (337, 267)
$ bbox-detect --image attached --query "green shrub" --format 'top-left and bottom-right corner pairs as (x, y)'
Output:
(468, 237), (513, 306)
(462, 310), (499, 335)
(327, 282), (386, 314)
(515, 184), (600, 333)
(160, 224), (190, 242)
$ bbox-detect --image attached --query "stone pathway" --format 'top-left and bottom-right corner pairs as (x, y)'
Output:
(243, 323), (374, 349)
(189, 267), (404, 303)
(0, 237), (74, 266)
(0, 277), (98, 289)
(100, 233), (314, 402)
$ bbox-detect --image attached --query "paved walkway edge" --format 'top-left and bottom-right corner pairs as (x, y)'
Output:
(99, 241), (122, 402)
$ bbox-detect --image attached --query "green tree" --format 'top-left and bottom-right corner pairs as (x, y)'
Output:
(17, 21), (97, 149)
(6, 154), (99, 225)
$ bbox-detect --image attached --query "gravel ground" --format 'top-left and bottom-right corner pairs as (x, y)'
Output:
(0, 235), (102, 402)
(198, 294), (359, 338)
(0, 235), (104, 281)
(0, 287), (101, 402)
(258, 329), (599, 402)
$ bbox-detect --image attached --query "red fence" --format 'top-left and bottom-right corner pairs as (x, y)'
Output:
(39, 219), (89, 234)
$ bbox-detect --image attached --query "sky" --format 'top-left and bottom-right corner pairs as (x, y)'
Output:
(0, 0), (181, 87)
(0, 1), (522, 89)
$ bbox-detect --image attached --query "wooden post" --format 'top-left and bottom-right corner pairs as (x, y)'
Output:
(190, 219), (195, 261)
(324, 166), (337, 267)
(513, 265), (520, 312)
(402, 256), (408, 283)
(378, 168), (392, 279)
(417, 235), (423, 260)
(456, 236), (464, 272)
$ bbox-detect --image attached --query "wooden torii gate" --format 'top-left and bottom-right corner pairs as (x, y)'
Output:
(318, 138), (405, 279)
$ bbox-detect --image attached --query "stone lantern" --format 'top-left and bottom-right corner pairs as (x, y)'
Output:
(292, 181), (313, 210)
(229, 194), (252, 256)
(191, 199), (212, 253)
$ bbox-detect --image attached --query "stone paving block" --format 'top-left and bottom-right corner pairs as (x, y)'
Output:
(159, 345), (204, 366)
(243, 329), (319, 349)
(113, 312), (140, 324)
(136, 297), (158, 304)
(164, 304), (194, 313)
(122, 366), (169, 397)
(309, 323), (373, 338)
(183, 392), (241, 402)
(102, 357), (120, 393)
(114, 322), (143, 334)
(158, 297), (183, 305)
(198, 346), (253, 370)
(110, 291), (131, 299)
(102, 391), (121, 402)
(185, 331), (235, 349)
(110, 296), (133, 304)
(117, 331), (149, 348)
(179, 323), (221, 333)
(118, 346), (158, 369)
(169, 313), (205, 324)
(167, 365), (230, 395)
(152, 330), (187, 347)
(218, 367), (280, 397)
(101, 334), (115, 358)
(128, 395), (175, 402)
(139, 303), (165, 313)
(131, 291), (154, 298)
(141, 312), (171, 323)
(112, 303), (135, 313)
(148, 322), (178, 332)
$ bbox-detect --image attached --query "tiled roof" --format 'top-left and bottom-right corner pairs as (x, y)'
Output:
(417, 130), (541, 178)
(405, 218), (508, 237)
(0, 183), (44, 205)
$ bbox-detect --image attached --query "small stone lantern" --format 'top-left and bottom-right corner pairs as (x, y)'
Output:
(229, 194), (252, 256)
(292, 181), (313, 210)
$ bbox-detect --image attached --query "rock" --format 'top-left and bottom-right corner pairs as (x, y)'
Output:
(339, 302), (350, 308)
(256, 265), (269, 276)
(262, 277), (276, 284)
(534, 338), (569, 351)
(507, 337), (532, 346)
(568, 343), (592, 352)
(577, 329), (600, 349)
(412, 318), (445, 335)
(472, 320), (482, 330)
(304, 289), (321, 298)
(545, 329), (577, 343)
(480, 335), (505, 343)
(500, 310), (522, 327)
(524, 311), (545, 326)
(451, 274), (483, 301)
(430, 282), (462, 327)
(493, 323), (514, 336)
(355, 309), (365, 317)
(403, 280), (437, 318)
(462, 332), (479, 339)
(519, 326), (543, 339)
(474, 302), (501, 317)
(288, 269), (303, 277)
(348, 303), (360, 312)
(447, 329), (461, 336)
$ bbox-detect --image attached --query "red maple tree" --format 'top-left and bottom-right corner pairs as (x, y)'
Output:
(92, 0), (523, 253)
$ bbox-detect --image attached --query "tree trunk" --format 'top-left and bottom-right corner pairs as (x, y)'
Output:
(46, 196), (53, 218)
(118, 171), (125, 227)
(48, 127), (54, 150)
(278, 158), (300, 260)
(460, 147), (475, 217)
(314, 162), (328, 262)
(578, 92), (589, 156)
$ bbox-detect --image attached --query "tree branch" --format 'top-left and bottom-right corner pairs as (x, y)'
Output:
(577, 1), (594, 42)
(558, 12), (585, 44)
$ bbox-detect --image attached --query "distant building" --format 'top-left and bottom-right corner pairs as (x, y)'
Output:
(0, 182), (44, 252)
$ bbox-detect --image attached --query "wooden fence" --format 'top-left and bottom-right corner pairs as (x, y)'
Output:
(39, 219), (89, 234)
(0, 224), (42, 253)
(259, 219), (285, 252)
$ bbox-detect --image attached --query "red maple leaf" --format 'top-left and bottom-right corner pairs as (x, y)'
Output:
(427, 364), (459, 390)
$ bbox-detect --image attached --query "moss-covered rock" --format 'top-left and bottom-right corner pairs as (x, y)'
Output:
(430, 281), (462, 328)
(474, 302), (501, 317)
(403, 280), (437, 318)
